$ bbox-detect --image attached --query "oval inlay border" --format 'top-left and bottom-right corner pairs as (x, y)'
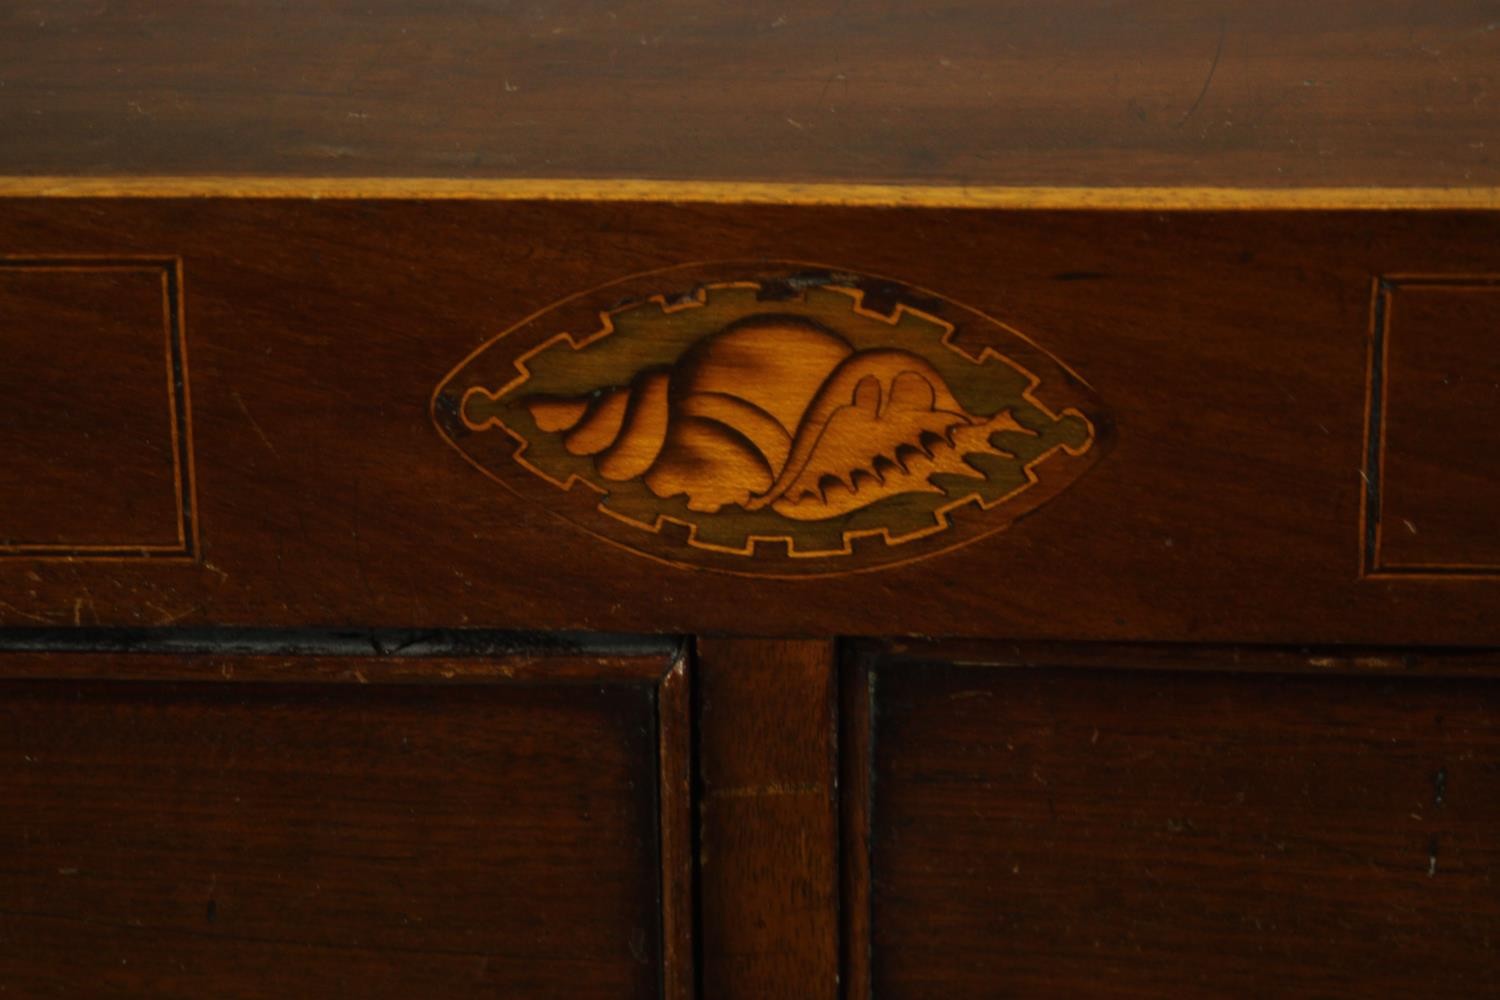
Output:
(432, 261), (1112, 577)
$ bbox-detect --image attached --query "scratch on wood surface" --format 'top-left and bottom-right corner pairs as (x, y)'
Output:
(232, 390), (278, 457)
(145, 601), (201, 626)
(71, 591), (96, 625)
(1177, 20), (1227, 126)
(0, 599), (54, 624)
(1307, 655), (1403, 670)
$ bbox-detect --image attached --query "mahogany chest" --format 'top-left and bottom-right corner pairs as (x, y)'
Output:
(2, 3), (1498, 996)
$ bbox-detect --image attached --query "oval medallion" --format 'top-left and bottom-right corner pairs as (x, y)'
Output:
(432, 262), (1110, 576)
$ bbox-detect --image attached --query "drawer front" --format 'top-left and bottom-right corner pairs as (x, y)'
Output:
(0, 644), (689, 998)
(1, 200), (1498, 642)
(845, 646), (1500, 997)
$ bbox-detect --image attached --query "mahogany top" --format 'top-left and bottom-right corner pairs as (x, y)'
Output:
(1, 0), (1495, 188)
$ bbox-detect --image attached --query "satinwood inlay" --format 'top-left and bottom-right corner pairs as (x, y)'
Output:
(433, 262), (1109, 576)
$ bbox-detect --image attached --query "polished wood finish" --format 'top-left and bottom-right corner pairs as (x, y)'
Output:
(848, 649), (1500, 997)
(1372, 276), (1500, 575)
(839, 649), (876, 1000)
(0, 258), (193, 557)
(5, 5), (1500, 994)
(0, 643), (689, 998)
(6, 180), (1499, 209)
(2, 2), (1496, 189)
(2, 204), (1499, 641)
(657, 652), (695, 1000)
(696, 638), (838, 999)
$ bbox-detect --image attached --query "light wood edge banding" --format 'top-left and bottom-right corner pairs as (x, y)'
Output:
(1, 177), (1498, 209)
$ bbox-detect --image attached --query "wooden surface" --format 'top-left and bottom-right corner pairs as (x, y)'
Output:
(0, 644), (686, 998)
(696, 638), (838, 999)
(435, 260), (1105, 577)
(656, 653), (695, 1000)
(0, 259), (192, 557)
(1372, 276), (1500, 575)
(877, 638), (1500, 679)
(1, 1), (1497, 188)
(2, 202), (1499, 640)
(839, 648), (876, 1000)
(854, 652), (1500, 997)
(5, 4), (1500, 995)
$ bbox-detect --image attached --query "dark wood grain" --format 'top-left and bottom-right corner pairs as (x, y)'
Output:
(2, 202), (1499, 641)
(1373, 277), (1500, 575)
(1, 1), (1496, 188)
(0, 259), (191, 556)
(877, 638), (1500, 679)
(0, 647), (673, 684)
(6, 7), (1499, 995)
(657, 651), (695, 1000)
(839, 648), (875, 1000)
(857, 654), (1500, 997)
(696, 638), (838, 999)
(0, 647), (686, 998)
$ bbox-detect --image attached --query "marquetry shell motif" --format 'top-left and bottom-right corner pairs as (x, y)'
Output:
(432, 263), (1110, 576)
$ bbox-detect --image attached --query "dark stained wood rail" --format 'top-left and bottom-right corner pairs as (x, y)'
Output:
(696, 638), (839, 999)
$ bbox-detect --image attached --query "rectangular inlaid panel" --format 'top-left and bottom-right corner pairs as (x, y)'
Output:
(860, 661), (1500, 997)
(1366, 276), (1500, 575)
(0, 258), (194, 558)
(0, 203), (1497, 642)
(0, 671), (668, 998)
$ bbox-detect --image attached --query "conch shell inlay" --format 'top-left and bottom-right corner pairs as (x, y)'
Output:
(520, 315), (1032, 521)
(432, 266), (1108, 575)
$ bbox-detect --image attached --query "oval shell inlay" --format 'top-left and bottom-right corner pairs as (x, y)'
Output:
(432, 262), (1111, 576)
